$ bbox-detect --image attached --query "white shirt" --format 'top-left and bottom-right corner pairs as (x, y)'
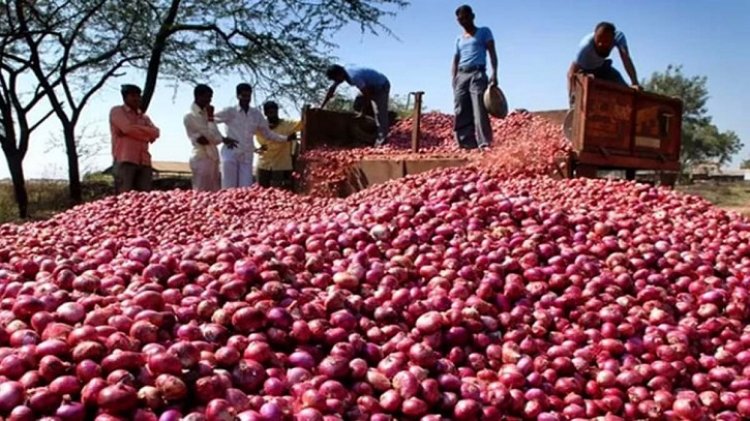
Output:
(183, 103), (223, 162)
(214, 105), (286, 163)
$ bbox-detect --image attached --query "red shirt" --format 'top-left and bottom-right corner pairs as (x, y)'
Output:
(109, 105), (160, 166)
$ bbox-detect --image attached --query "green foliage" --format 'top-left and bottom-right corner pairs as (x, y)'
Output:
(643, 65), (743, 169)
(110, 0), (409, 109)
(2, 0), (408, 204)
(740, 159), (750, 170)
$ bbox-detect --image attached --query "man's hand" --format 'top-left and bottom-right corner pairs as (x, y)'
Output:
(255, 145), (268, 154)
(223, 137), (238, 149)
(631, 84), (642, 91)
(287, 134), (297, 142)
(489, 74), (498, 87)
(196, 136), (210, 145)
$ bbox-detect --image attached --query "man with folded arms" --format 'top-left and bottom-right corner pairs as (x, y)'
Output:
(109, 84), (160, 193)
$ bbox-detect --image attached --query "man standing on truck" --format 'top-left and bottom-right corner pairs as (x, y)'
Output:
(567, 21), (641, 102)
(452, 4), (498, 150)
(109, 85), (160, 193)
(213, 83), (294, 188)
(320, 64), (391, 147)
(256, 101), (303, 190)
(183, 84), (238, 192)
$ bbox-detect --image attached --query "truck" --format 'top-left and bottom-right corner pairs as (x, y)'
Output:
(563, 75), (683, 186)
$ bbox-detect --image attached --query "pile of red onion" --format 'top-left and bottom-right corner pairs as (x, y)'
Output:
(0, 112), (749, 420)
(296, 111), (571, 197)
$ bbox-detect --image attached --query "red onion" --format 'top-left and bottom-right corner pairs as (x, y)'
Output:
(97, 383), (138, 413)
(155, 374), (187, 401)
(0, 381), (25, 413)
(28, 387), (62, 414)
(205, 398), (235, 421)
(56, 400), (86, 421)
(49, 375), (81, 395)
(454, 399), (481, 420)
(147, 352), (182, 376)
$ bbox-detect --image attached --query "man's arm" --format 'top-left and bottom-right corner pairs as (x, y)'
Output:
(320, 82), (341, 109)
(567, 61), (582, 100)
(184, 113), (223, 146)
(619, 47), (640, 89)
(257, 116), (291, 143)
(451, 54), (459, 81)
(487, 39), (499, 86)
(110, 108), (154, 142)
(141, 115), (160, 142)
(213, 107), (234, 124)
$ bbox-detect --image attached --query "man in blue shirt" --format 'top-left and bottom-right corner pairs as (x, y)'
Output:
(452, 5), (498, 150)
(567, 22), (640, 102)
(321, 65), (391, 147)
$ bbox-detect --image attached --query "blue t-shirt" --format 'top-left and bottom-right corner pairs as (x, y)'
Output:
(455, 27), (494, 68)
(575, 31), (628, 70)
(345, 67), (389, 90)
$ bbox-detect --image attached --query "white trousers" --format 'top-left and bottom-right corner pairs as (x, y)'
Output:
(221, 158), (254, 188)
(190, 157), (221, 192)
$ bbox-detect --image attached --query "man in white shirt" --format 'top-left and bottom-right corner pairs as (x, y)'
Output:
(214, 83), (293, 188)
(183, 84), (238, 191)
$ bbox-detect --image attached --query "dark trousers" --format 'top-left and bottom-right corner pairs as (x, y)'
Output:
(114, 161), (152, 193)
(570, 60), (628, 106)
(585, 59), (627, 85)
(370, 83), (390, 147)
(257, 169), (293, 190)
(453, 69), (492, 149)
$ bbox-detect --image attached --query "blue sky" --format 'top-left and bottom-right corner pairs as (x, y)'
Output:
(7, 0), (750, 179)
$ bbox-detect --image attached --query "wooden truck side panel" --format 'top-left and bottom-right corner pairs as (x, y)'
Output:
(572, 76), (683, 170)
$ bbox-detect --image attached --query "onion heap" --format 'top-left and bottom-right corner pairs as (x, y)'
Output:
(297, 111), (571, 197)
(0, 112), (748, 420)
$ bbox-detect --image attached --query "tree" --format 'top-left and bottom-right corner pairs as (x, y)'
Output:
(0, 1), (56, 218)
(643, 65), (743, 171)
(15, 0), (407, 203)
(741, 159), (750, 170)
(46, 122), (109, 177)
(14, 0), (146, 203)
(115, 0), (408, 111)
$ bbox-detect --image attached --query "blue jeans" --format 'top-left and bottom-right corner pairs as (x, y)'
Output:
(453, 70), (492, 149)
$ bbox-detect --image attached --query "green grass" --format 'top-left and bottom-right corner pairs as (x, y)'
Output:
(0, 177), (114, 224)
(0, 173), (193, 224)
(676, 182), (750, 215)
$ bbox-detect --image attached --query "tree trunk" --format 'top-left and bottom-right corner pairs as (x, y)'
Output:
(63, 124), (82, 203)
(3, 150), (29, 219)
